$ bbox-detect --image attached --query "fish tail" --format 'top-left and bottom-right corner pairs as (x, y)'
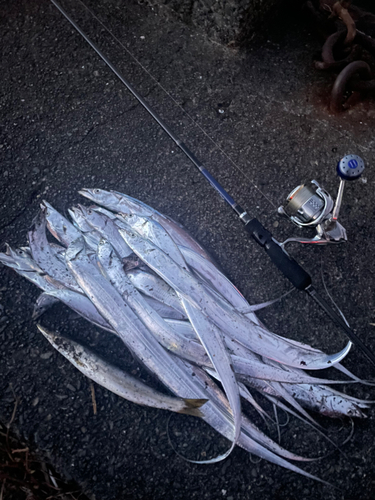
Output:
(179, 398), (208, 418)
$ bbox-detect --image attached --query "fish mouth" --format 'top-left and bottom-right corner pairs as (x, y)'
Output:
(76, 204), (90, 216)
(37, 324), (69, 350)
(78, 188), (95, 201)
(79, 188), (104, 201)
(40, 200), (53, 210)
(0, 251), (17, 268)
(37, 323), (59, 342)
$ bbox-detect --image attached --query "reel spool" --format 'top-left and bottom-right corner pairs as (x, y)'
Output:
(278, 154), (365, 246)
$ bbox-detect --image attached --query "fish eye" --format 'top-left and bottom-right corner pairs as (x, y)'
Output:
(94, 189), (100, 194)
(87, 209), (92, 215)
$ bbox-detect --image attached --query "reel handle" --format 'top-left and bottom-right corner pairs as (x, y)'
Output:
(332, 154), (365, 221)
(336, 154), (365, 181)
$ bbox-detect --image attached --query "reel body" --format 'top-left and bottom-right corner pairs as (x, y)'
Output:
(278, 154), (364, 246)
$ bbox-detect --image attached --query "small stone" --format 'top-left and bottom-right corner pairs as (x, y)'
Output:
(3, 171), (8, 177)
(67, 383), (76, 392)
(0, 323), (8, 334)
(81, 426), (87, 433)
(32, 167), (40, 174)
(40, 352), (53, 360)
(32, 397), (39, 406)
(55, 394), (68, 400)
(273, 221), (279, 228)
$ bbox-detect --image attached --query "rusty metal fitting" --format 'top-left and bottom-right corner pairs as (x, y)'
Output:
(315, 29), (362, 70)
(330, 60), (372, 112)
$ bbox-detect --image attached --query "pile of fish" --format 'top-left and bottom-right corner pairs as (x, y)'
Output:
(0, 188), (373, 484)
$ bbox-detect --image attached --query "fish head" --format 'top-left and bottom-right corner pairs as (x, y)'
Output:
(69, 205), (89, 228)
(79, 188), (122, 211)
(67, 208), (82, 230)
(41, 200), (76, 244)
(110, 191), (154, 217)
(37, 324), (85, 359)
(37, 324), (60, 344)
(0, 245), (39, 271)
(41, 200), (65, 227)
(76, 204), (109, 232)
(41, 200), (55, 219)
(0, 244), (19, 269)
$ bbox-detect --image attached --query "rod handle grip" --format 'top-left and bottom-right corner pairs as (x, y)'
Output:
(244, 219), (312, 291)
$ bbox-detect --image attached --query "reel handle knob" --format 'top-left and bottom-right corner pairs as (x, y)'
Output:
(337, 154), (365, 180)
(332, 154), (365, 221)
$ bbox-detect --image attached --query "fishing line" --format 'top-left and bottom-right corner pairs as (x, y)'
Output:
(320, 253), (350, 328)
(61, 0), (277, 210)
(165, 411), (232, 464)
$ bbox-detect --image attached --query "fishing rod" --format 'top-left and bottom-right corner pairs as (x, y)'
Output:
(50, 0), (375, 367)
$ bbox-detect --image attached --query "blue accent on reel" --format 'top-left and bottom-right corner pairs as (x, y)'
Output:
(348, 159), (358, 169)
(337, 154), (365, 181)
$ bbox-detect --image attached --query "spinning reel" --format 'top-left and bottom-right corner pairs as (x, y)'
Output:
(278, 154), (365, 247)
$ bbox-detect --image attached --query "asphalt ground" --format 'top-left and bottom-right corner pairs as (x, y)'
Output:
(1, 0), (375, 499)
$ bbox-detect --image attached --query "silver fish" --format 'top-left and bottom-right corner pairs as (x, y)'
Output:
(65, 238), (241, 462)
(78, 205), (133, 258)
(68, 206), (103, 250)
(30, 282), (351, 387)
(120, 229), (351, 370)
(126, 270), (186, 316)
(79, 188), (213, 261)
(181, 246), (352, 358)
(0, 246), (62, 292)
(96, 240), (210, 365)
(140, 296), (187, 320)
(66, 239), (313, 468)
(283, 383), (371, 418)
(38, 325), (207, 416)
(181, 296), (243, 451)
(173, 359), (331, 482)
(116, 213), (187, 268)
(0, 245), (355, 393)
(42, 201), (81, 247)
(28, 210), (81, 293)
(179, 245), (258, 323)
